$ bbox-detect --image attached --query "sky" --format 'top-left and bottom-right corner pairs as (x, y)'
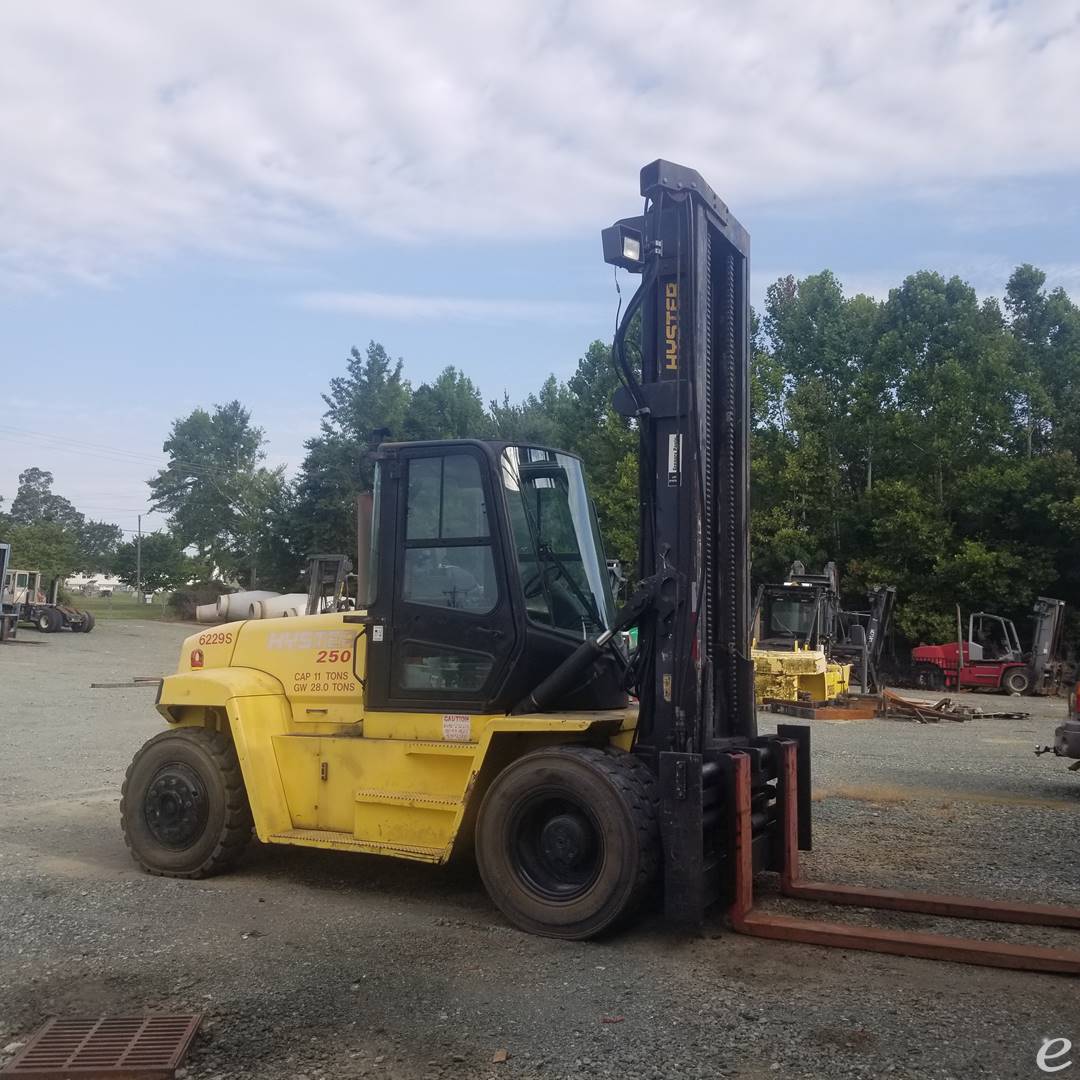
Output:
(2, 0), (1080, 538)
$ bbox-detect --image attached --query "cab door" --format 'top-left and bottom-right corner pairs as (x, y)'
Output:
(365, 444), (518, 712)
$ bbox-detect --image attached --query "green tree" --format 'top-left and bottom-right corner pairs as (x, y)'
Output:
(402, 366), (490, 440)
(75, 520), (123, 573)
(148, 401), (287, 587)
(114, 532), (200, 592)
(559, 342), (638, 568)
(9, 467), (83, 529)
(751, 263), (1080, 651)
(7, 521), (80, 582)
(292, 342), (412, 557)
(489, 376), (572, 446)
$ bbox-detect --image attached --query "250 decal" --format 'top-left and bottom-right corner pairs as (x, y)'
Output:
(316, 649), (352, 664)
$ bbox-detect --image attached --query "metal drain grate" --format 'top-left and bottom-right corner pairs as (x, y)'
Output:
(1, 1014), (202, 1079)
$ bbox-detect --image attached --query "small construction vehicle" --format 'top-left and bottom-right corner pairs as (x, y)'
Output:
(1, 568), (95, 633)
(120, 161), (1080, 972)
(752, 562), (895, 701)
(911, 597), (1064, 695)
(752, 562), (851, 704)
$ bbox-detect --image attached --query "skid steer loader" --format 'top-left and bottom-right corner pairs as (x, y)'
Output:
(121, 161), (1080, 970)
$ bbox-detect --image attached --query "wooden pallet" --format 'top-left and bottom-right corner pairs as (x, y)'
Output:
(763, 695), (879, 721)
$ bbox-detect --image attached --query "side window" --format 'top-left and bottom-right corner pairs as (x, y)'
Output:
(400, 644), (494, 691)
(402, 454), (498, 615)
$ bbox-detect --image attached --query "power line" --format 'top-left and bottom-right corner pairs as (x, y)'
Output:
(0, 424), (279, 482)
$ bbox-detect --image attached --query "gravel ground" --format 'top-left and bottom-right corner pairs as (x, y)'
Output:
(1, 621), (1078, 1080)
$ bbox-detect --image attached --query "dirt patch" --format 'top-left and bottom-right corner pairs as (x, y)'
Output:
(814, 782), (1078, 810)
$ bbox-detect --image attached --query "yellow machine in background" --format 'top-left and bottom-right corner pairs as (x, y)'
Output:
(751, 642), (851, 705)
(751, 562), (852, 704)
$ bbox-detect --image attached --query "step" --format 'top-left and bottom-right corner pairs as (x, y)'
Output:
(267, 828), (444, 862)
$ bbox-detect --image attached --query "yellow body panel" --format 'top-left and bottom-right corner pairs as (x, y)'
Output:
(157, 613), (636, 864)
(752, 645), (851, 704)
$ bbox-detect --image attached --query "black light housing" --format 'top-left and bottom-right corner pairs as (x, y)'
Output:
(602, 217), (645, 272)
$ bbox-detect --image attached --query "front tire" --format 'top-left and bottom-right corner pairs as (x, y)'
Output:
(475, 745), (659, 940)
(36, 609), (61, 633)
(1003, 667), (1030, 695)
(121, 728), (253, 878)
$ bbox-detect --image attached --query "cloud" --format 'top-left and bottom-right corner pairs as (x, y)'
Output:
(2, 1), (1079, 288)
(297, 289), (598, 323)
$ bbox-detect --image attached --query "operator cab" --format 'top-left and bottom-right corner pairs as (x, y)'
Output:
(360, 440), (626, 715)
(967, 612), (1022, 663)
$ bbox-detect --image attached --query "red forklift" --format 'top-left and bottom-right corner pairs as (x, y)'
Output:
(911, 597), (1065, 695)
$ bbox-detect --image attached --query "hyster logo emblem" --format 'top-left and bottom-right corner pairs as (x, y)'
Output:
(190, 648), (204, 669)
(664, 282), (678, 370)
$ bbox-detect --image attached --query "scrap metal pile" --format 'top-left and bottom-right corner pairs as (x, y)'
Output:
(880, 688), (1030, 723)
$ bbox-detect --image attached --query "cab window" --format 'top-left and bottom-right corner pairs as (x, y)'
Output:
(402, 454), (498, 615)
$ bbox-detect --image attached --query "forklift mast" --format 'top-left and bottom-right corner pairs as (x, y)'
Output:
(605, 162), (785, 925)
(1029, 596), (1066, 694)
(607, 160), (755, 757)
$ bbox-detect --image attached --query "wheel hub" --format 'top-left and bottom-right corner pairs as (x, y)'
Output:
(144, 763), (208, 850)
(539, 813), (592, 870)
(512, 795), (603, 901)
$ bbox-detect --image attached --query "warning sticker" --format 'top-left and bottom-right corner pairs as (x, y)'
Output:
(442, 713), (472, 741)
(667, 433), (682, 486)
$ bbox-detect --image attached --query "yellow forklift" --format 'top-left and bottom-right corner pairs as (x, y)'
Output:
(121, 162), (1080, 970)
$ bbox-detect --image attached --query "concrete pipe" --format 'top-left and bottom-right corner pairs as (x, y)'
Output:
(195, 602), (222, 623)
(217, 590), (278, 619)
(254, 593), (309, 620)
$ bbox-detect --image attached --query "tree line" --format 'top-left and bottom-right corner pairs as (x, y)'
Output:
(5, 262), (1079, 653)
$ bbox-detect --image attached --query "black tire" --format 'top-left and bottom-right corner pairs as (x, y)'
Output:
(80, 611), (96, 633)
(121, 728), (253, 878)
(912, 662), (945, 691)
(35, 609), (58, 633)
(1003, 667), (1030, 695)
(475, 745), (659, 940)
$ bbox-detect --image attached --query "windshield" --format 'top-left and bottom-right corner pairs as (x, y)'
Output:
(501, 447), (614, 638)
(765, 596), (818, 640)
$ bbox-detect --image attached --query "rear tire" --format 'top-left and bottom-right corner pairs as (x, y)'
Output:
(121, 728), (253, 878)
(912, 662), (945, 691)
(80, 611), (96, 633)
(1003, 667), (1030, 695)
(475, 745), (659, 939)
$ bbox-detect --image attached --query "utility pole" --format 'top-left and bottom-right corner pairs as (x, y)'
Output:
(136, 513), (142, 600)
